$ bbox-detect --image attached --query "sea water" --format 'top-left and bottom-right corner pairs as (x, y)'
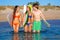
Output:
(0, 20), (60, 40)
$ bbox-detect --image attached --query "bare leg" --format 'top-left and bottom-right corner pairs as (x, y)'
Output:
(29, 24), (32, 32)
(13, 24), (19, 33)
(13, 33), (19, 40)
(24, 25), (28, 32)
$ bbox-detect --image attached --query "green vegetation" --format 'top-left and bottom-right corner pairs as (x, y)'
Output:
(0, 2), (60, 10)
(0, 6), (23, 10)
(0, 6), (60, 10)
(0, 6), (6, 10)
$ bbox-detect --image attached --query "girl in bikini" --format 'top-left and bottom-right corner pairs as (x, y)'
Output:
(11, 6), (21, 33)
(24, 5), (33, 33)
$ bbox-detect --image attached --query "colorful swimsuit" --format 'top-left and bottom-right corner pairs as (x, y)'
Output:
(28, 15), (32, 18)
(13, 15), (20, 27)
(32, 20), (41, 31)
(26, 15), (32, 27)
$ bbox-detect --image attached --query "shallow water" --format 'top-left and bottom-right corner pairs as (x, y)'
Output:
(0, 20), (60, 40)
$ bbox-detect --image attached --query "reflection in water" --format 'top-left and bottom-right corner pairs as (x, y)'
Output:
(12, 33), (20, 40)
(24, 33), (32, 40)
(32, 33), (41, 40)
(12, 32), (41, 40)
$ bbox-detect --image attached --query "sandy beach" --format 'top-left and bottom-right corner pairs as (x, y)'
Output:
(0, 6), (60, 22)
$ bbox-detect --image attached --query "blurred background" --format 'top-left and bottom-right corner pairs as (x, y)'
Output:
(0, 0), (60, 22)
(0, 0), (60, 40)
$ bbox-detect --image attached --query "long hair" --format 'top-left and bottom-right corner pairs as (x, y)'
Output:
(12, 5), (19, 26)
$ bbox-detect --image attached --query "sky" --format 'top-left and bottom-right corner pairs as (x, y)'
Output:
(0, 0), (60, 6)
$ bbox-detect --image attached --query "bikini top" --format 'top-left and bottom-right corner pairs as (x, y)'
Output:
(28, 15), (32, 18)
(26, 11), (32, 18)
(14, 15), (20, 19)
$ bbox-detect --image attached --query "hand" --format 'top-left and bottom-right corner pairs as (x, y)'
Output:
(45, 22), (50, 27)
(47, 23), (50, 28)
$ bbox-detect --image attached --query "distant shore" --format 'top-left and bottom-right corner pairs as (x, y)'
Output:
(0, 6), (60, 22)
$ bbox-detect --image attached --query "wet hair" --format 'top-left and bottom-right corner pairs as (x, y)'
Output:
(33, 2), (39, 7)
(12, 5), (19, 26)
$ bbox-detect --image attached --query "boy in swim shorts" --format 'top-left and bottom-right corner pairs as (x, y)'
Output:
(32, 2), (50, 33)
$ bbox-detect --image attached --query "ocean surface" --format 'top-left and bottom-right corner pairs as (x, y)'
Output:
(0, 20), (60, 40)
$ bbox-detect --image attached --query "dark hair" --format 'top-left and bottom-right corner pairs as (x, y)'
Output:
(12, 5), (19, 26)
(33, 2), (39, 7)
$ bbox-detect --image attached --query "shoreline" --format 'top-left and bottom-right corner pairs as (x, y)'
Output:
(0, 6), (60, 22)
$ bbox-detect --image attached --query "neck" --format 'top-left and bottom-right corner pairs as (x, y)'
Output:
(33, 8), (38, 11)
(16, 11), (18, 13)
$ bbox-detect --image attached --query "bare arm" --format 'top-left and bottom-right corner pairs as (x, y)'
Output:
(40, 11), (50, 27)
(19, 13), (22, 27)
(31, 13), (34, 23)
(19, 13), (22, 22)
(22, 13), (26, 24)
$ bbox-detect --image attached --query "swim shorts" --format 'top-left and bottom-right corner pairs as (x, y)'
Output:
(32, 20), (41, 31)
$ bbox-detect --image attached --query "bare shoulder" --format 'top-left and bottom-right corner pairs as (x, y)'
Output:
(38, 10), (42, 13)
